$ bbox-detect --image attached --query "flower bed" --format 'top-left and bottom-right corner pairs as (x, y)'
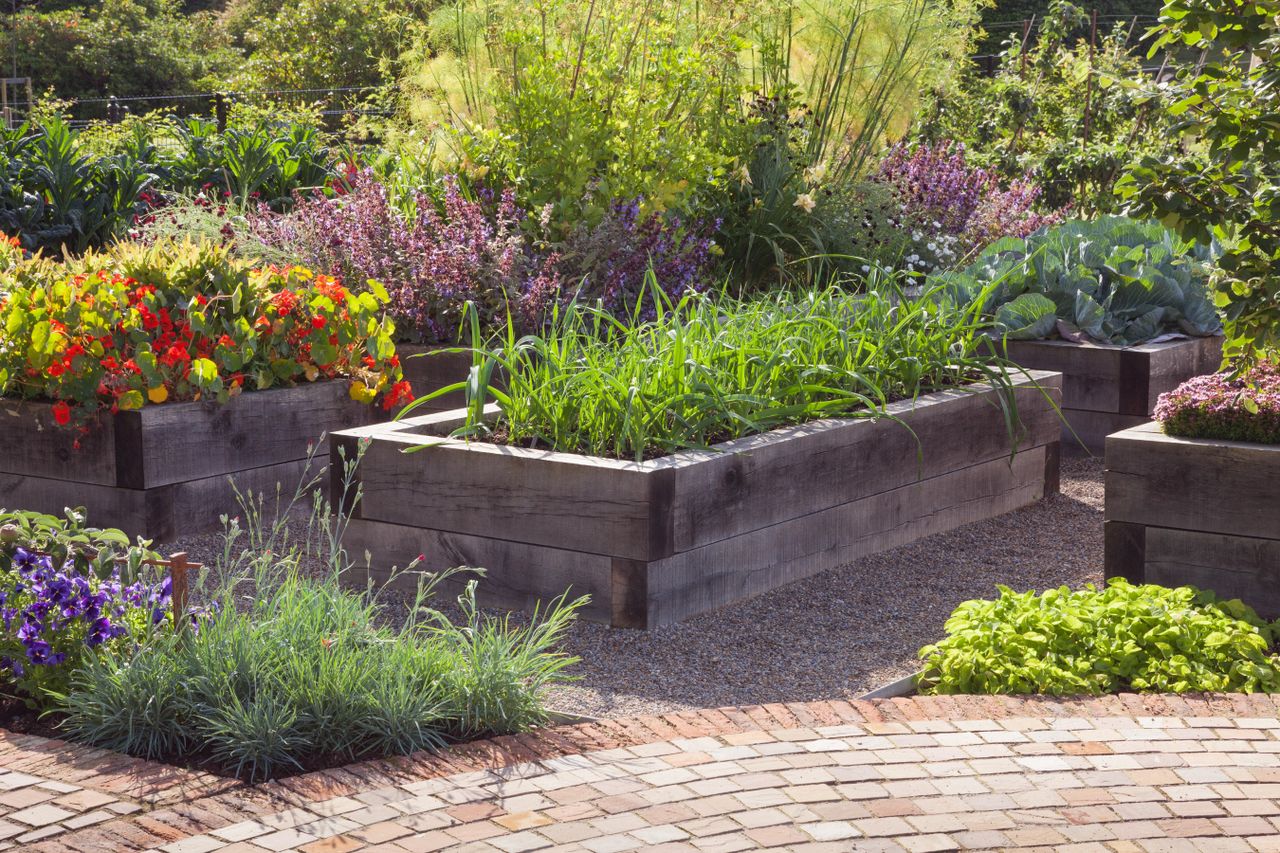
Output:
(335, 288), (1064, 627)
(0, 507), (584, 783)
(0, 241), (409, 539)
(1153, 361), (1280, 445)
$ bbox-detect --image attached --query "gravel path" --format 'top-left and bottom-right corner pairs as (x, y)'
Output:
(164, 455), (1104, 721)
(544, 454), (1104, 718)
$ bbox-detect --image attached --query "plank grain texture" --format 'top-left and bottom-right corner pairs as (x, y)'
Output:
(1104, 423), (1280, 615)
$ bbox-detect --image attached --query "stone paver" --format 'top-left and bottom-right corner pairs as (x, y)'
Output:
(14, 694), (1280, 852)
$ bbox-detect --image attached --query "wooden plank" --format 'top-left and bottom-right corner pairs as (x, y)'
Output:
(395, 345), (474, 414)
(643, 447), (1049, 628)
(1141, 336), (1224, 413)
(340, 517), (613, 623)
(0, 459), (311, 542)
(1105, 424), (1280, 540)
(136, 381), (376, 488)
(1104, 520), (1147, 584)
(1059, 409), (1149, 455)
(351, 431), (658, 560)
(0, 399), (118, 486)
(1145, 527), (1280, 619)
(664, 377), (1061, 554)
(157, 459), (314, 542)
(1004, 340), (1122, 413)
(0, 470), (148, 533)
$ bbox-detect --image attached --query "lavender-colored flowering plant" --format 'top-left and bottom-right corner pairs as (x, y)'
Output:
(245, 171), (719, 341)
(1154, 362), (1280, 445)
(0, 548), (174, 707)
(543, 198), (719, 320)
(875, 141), (1065, 273)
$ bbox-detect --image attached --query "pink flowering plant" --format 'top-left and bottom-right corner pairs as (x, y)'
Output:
(1154, 362), (1280, 446)
(237, 170), (718, 341)
(874, 141), (1065, 274)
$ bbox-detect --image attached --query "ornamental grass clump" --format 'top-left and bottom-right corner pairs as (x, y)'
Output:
(413, 275), (1031, 461)
(918, 579), (1280, 695)
(57, 457), (585, 782)
(1154, 361), (1280, 445)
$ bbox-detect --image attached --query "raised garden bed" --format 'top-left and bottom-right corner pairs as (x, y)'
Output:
(395, 345), (472, 415)
(1105, 422), (1280, 618)
(1003, 336), (1222, 453)
(0, 382), (378, 541)
(333, 370), (1063, 628)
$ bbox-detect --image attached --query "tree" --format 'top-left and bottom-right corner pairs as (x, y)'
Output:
(1117, 0), (1280, 362)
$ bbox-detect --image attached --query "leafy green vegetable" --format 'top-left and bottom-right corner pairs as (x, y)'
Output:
(934, 217), (1223, 346)
(918, 579), (1280, 695)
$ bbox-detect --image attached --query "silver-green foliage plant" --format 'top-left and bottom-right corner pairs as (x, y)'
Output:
(58, 451), (585, 782)
(409, 273), (1031, 461)
(918, 579), (1280, 695)
(934, 216), (1222, 346)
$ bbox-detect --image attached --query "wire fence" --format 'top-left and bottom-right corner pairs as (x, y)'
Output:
(1, 84), (393, 130)
(972, 13), (1162, 76)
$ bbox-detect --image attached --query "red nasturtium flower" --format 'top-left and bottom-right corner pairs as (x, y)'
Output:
(3, 257), (403, 434)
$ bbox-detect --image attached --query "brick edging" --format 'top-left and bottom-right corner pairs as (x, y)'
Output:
(22, 692), (1280, 853)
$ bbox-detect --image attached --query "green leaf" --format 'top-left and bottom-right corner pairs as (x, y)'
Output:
(994, 293), (1058, 340)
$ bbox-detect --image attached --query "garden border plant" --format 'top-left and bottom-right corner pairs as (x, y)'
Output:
(0, 452), (588, 784)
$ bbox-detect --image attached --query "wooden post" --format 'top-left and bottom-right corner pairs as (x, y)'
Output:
(214, 93), (228, 133)
(1083, 9), (1097, 146)
(168, 552), (190, 630)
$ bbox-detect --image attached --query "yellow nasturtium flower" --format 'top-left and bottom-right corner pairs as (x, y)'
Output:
(349, 381), (377, 404)
(147, 385), (169, 404)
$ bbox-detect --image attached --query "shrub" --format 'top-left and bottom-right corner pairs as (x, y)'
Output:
(1117, 0), (1280, 363)
(234, 170), (719, 342)
(872, 141), (1064, 274)
(11, 0), (238, 104)
(244, 171), (542, 343)
(58, 461), (585, 782)
(1154, 361), (1280, 445)
(918, 579), (1280, 695)
(413, 0), (980, 246)
(918, 0), (1175, 215)
(0, 240), (407, 434)
(933, 216), (1221, 345)
(414, 279), (1027, 461)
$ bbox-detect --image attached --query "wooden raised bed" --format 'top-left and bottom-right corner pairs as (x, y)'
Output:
(394, 345), (472, 415)
(333, 371), (1063, 628)
(1105, 422), (1280, 618)
(1003, 336), (1222, 453)
(0, 382), (379, 542)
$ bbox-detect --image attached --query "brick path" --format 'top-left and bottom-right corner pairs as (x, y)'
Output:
(14, 694), (1280, 852)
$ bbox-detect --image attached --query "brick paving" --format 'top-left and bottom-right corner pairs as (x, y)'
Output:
(11, 694), (1280, 852)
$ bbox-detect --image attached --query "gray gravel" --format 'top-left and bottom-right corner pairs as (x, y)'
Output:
(543, 453), (1104, 718)
(166, 455), (1104, 720)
